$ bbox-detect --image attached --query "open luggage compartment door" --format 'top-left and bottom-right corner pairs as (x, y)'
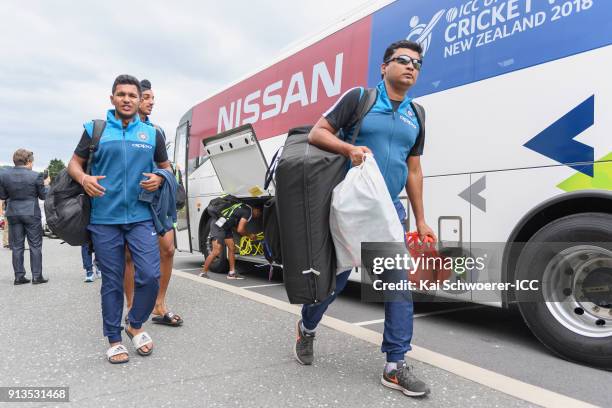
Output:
(202, 125), (271, 197)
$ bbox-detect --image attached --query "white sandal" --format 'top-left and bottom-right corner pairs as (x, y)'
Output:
(106, 344), (129, 364)
(125, 328), (154, 356)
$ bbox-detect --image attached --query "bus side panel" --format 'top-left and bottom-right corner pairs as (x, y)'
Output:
(417, 46), (612, 176)
(417, 46), (612, 239)
(369, 0), (612, 97)
(189, 16), (372, 153)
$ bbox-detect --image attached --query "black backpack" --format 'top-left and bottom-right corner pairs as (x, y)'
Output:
(206, 194), (242, 219)
(44, 120), (106, 246)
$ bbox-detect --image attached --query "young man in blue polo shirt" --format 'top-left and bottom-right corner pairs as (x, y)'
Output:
(293, 40), (436, 397)
(68, 75), (171, 364)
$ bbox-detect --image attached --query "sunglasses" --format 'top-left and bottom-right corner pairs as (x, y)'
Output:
(385, 55), (423, 70)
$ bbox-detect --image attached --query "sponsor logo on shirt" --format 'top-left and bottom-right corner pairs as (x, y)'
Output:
(400, 114), (418, 129)
(132, 143), (152, 150)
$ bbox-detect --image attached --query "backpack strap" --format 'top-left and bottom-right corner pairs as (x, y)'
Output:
(349, 87), (377, 145)
(410, 102), (426, 142)
(85, 120), (106, 175)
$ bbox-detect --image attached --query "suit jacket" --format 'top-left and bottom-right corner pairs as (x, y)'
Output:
(0, 166), (47, 217)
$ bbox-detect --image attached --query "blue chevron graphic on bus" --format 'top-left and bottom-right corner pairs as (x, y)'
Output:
(523, 95), (595, 177)
(368, 0), (612, 97)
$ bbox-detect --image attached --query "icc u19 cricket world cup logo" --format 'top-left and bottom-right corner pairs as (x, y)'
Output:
(406, 9), (446, 55)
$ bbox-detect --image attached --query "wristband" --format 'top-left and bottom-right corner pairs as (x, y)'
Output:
(80, 174), (86, 186)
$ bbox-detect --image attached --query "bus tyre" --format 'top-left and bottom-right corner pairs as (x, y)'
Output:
(515, 212), (612, 370)
(201, 219), (229, 274)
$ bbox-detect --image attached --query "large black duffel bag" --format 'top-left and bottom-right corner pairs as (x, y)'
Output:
(44, 120), (105, 246)
(275, 89), (376, 304)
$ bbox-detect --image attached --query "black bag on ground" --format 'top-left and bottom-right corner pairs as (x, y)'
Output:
(44, 120), (106, 246)
(276, 88), (377, 304)
(206, 194), (242, 218)
(263, 197), (282, 264)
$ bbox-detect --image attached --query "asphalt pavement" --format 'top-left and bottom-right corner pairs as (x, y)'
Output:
(0, 238), (606, 407)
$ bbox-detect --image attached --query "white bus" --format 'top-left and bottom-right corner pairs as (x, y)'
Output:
(173, 0), (612, 368)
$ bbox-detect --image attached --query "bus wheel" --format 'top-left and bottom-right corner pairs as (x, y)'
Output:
(515, 212), (612, 370)
(201, 219), (229, 274)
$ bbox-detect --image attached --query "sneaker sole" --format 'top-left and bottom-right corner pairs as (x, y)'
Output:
(381, 377), (429, 397)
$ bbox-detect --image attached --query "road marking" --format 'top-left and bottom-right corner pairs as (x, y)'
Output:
(173, 269), (597, 408)
(240, 283), (285, 289)
(354, 318), (385, 326)
(355, 306), (485, 325)
(414, 305), (485, 318)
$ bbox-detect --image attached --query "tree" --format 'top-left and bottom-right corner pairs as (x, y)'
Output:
(46, 158), (66, 181)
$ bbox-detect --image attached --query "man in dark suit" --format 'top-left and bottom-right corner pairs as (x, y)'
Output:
(0, 149), (48, 285)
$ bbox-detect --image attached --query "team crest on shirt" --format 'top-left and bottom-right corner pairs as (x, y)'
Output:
(138, 132), (148, 141)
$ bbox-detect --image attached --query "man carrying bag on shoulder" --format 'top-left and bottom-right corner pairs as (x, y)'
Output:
(293, 40), (436, 398)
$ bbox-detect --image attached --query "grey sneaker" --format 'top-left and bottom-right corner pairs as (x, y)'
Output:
(294, 320), (315, 365)
(381, 361), (430, 397)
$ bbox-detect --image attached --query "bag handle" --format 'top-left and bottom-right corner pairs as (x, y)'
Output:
(85, 119), (106, 175)
(263, 146), (283, 191)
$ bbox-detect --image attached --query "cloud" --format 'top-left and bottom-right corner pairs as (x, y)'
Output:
(0, 0), (374, 167)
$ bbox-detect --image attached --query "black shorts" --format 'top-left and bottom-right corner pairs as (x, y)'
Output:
(210, 219), (232, 244)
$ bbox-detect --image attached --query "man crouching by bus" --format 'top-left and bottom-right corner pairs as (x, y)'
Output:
(294, 40), (436, 397)
(200, 204), (262, 280)
(68, 75), (170, 364)
(123, 79), (183, 327)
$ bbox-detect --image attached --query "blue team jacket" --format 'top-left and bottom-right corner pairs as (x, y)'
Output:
(83, 110), (158, 224)
(138, 168), (177, 236)
(341, 81), (421, 204)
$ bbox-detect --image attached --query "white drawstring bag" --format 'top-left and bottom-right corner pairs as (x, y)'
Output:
(330, 154), (405, 273)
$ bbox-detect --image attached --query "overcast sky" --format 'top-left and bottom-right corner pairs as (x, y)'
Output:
(0, 0), (376, 169)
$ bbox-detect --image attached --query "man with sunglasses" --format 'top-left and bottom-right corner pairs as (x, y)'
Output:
(293, 40), (436, 398)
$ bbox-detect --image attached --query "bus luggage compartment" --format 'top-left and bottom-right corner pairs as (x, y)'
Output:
(201, 125), (274, 272)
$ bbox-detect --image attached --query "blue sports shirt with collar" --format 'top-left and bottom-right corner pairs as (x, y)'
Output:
(80, 109), (161, 224)
(324, 81), (423, 204)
